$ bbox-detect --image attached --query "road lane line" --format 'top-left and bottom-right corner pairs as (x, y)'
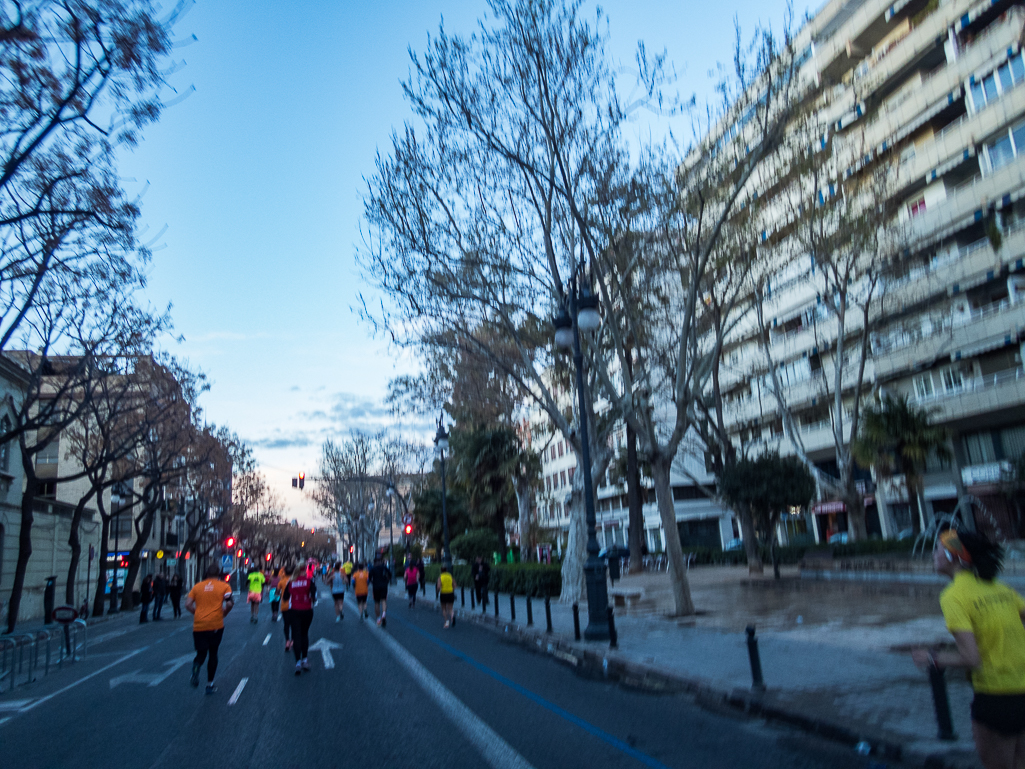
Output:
(394, 616), (672, 769)
(227, 677), (248, 705)
(262, 633), (271, 646)
(1, 646), (148, 722)
(366, 619), (535, 769)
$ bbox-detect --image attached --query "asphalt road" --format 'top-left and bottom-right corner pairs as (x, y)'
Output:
(1, 590), (882, 769)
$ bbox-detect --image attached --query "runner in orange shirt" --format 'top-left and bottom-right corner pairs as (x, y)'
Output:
(185, 563), (234, 695)
(352, 563), (370, 620)
(278, 567), (293, 652)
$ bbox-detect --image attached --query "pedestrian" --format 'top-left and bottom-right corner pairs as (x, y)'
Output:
(185, 563), (234, 695)
(282, 562), (316, 676)
(328, 563), (346, 622)
(353, 562), (370, 619)
(369, 554), (392, 627)
(472, 555), (490, 607)
(342, 557), (354, 588)
(168, 573), (183, 619)
(278, 567), (293, 652)
(268, 575), (281, 623)
(415, 554), (426, 596)
(152, 572), (167, 620)
(912, 529), (1025, 769)
(405, 559), (419, 608)
(437, 565), (456, 628)
(139, 575), (153, 624)
(247, 567), (265, 623)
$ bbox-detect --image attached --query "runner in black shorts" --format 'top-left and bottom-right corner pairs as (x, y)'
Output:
(368, 554), (392, 628)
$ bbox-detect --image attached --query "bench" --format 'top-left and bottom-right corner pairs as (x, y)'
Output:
(610, 589), (644, 610)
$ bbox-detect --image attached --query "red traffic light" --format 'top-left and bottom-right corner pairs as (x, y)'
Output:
(236, 548), (243, 558)
(349, 545), (354, 554)
(404, 524), (413, 535)
(225, 536), (235, 548)
(298, 472), (305, 490)
(265, 553), (272, 562)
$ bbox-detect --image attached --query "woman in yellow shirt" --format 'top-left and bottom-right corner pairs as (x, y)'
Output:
(437, 566), (456, 629)
(913, 530), (1025, 769)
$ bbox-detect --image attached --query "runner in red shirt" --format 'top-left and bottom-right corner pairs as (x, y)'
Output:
(282, 562), (316, 676)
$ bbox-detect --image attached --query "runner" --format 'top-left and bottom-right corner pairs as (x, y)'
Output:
(352, 562), (369, 620)
(278, 566), (293, 652)
(282, 562), (316, 675)
(369, 553), (392, 627)
(268, 573), (281, 623)
(185, 563), (234, 695)
(247, 567), (265, 623)
(342, 557), (354, 588)
(405, 558), (419, 609)
(437, 565), (456, 628)
(328, 562), (346, 621)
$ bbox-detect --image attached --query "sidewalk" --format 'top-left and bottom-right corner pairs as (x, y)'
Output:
(437, 570), (984, 769)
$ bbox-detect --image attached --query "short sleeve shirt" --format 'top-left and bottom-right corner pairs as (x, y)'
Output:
(343, 562), (353, 576)
(940, 571), (1025, 693)
(353, 570), (369, 596)
(247, 572), (266, 593)
(188, 579), (233, 632)
(439, 573), (454, 594)
(278, 576), (291, 611)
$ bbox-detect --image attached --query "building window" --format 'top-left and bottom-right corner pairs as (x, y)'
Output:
(546, 476), (551, 493)
(942, 365), (970, 393)
(560, 470), (567, 487)
(969, 52), (1025, 113)
(39, 480), (57, 499)
(984, 120), (1025, 172)
(908, 197), (926, 217)
(557, 441), (563, 458)
(36, 437), (59, 466)
(0, 415), (10, 471)
(913, 373), (934, 399)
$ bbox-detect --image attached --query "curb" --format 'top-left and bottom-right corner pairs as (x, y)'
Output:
(425, 598), (978, 769)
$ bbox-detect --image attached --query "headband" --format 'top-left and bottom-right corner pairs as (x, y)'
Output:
(939, 530), (973, 566)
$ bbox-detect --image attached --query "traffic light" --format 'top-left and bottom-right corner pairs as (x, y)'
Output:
(349, 545), (354, 554)
(265, 553), (272, 562)
(236, 548), (243, 558)
(404, 524), (413, 536)
(298, 472), (305, 490)
(225, 536), (235, 549)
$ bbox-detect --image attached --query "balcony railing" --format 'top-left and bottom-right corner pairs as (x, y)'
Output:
(912, 366), (1025, 403)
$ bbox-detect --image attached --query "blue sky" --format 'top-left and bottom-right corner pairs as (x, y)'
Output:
(118, 0), (800, 523)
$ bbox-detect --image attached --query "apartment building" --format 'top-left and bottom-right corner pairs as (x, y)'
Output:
(718, 0), (1025, 541)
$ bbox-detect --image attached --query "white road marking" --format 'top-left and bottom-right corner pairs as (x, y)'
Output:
(108, 653), (193, 688)
(262, 633), (271, 646)
(227, 677), (248, 705)
(0, 699), (34, 712)
(308, 638), (341, 669)
(367, 622), (535, 769)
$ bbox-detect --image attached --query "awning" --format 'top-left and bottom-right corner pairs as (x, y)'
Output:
(951, 331), (1017, 360)
(878, 88), (963, 156)
(926, 147), (976, 185)
(954, 0), (1003, 33)
(813, 501), (846, 514)
(885, 0), (915, 21)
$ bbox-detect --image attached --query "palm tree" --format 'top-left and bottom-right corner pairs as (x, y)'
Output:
(852, 393), (951, 534)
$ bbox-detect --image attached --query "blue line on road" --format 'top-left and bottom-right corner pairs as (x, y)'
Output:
(392, 615), (671, 769)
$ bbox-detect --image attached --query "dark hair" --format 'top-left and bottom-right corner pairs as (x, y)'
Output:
(204, 563), (222, 579)
(959, 530), (1004, 581)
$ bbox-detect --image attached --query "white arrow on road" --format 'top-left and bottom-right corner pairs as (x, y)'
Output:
(307, 638), (341, 669)
(109, 653), (194, 689)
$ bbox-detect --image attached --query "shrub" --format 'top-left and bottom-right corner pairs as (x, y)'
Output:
(450, 529), (501, 562)
(423, 562), (561, 597)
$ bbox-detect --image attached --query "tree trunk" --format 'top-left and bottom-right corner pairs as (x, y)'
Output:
(650, 459), (695, 616)
(559, 487), (586, 604)
(515, 476), (532, 562)
(65, 491), (96, 605)
(120, 503), (156, 611)
(6, 454), (38, 633)
(844, 487), (869, 541)
(738, 508), (763, 574)
(92, 514), (111, 618)
(626, 423), (644, 574)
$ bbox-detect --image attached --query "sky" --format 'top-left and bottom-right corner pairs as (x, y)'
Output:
(118, 0), (802, 525)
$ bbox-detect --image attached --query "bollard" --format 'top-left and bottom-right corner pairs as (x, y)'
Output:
(510, 593), (516, 621)
(494, 589), (500, 617)
(928, 664), (957, 741)
(607, 606), (618, 649)
(545, 595), (553, 633)
(470, 588), (475, 610)
(745, 625), (765, 691)
(572, 603), (581, 641)
(461, 586), (465, 607)
(435, 584), (439, 600)
(526, 595), (533, 626)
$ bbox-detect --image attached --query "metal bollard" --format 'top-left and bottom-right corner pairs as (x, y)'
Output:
(435, 584), (439, 600)
(545, 595), (553, 633)
(572, 603), (581, 641)
(461, 586), (465, 607)
(928, 664), (957, 741)
(470, 588), (475, 610)
(526, 595), (533, 626)
(745, 625), (765, 691)
(510, 593), (516, 621)
(607, 607), (618, 649)
(494, 589), (499, 617)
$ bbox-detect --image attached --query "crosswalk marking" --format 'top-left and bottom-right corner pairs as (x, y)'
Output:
(228, 677), (248, 706)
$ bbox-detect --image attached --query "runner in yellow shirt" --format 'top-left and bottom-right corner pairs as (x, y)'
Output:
(185, 563), (234, 695)
(913, 530), (1025, 768)
(247, 568), (266, 623)
(437, 565), (456, 629)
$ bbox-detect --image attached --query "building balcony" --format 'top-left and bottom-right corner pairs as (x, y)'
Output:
(910, 365), (1025, 421)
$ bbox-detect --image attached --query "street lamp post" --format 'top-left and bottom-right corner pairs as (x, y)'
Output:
(109, 508), (120, 614)
(554, 264), (609, 641)
(434, 417), (452, 569)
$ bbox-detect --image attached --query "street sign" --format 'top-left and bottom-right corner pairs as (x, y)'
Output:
(403, 514), (413, 525)
(221, 554), (233, 571)
(51, 606), (78, 624)
(156, 549), (164, 559)
(166, 558), (177, 567)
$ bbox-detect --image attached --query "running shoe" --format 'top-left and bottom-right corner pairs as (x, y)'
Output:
(335, 616), (340, 623)
(443, 621), (450, 629)
(294, 661), (302, 677)
(285, 639), (293, 650)
(190, 663), (200, 688)
(381, 615), (387, 628)
(376, 617), (382, 626)
(301, 658), (311, 672)
(205, 683), (217, 695)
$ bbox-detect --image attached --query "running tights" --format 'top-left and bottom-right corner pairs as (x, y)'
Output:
(282, 609), (293, 641)
(193, 629), (224, 682)
(292, 609), (313, 661)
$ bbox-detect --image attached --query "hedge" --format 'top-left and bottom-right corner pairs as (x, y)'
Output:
(424, 562), (562, 598)
(677, 537), (916, 566)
